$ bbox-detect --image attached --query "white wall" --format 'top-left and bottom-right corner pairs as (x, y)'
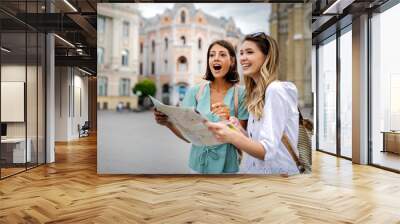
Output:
(72, 73), (89, 138)
(1, 65), (37, 138)
(55, 67), (89, 141)
(55, 67), (68, 141)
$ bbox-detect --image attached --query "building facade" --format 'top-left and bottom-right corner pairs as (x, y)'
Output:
(139, 3), (242, 105)
(97, 3), (140, 110)
(270, 3), (312, 118)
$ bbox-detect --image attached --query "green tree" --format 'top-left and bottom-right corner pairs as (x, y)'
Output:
(132, 79), (156, 97)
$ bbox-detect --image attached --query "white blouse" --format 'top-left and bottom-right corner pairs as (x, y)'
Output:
(240, 81), (300, 175)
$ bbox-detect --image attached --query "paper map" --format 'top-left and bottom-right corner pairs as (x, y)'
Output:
(149, 96), (221, 146)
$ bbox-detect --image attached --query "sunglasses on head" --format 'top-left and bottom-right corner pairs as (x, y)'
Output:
(247, 32), (270, 53)
(249, 32), (268, 39)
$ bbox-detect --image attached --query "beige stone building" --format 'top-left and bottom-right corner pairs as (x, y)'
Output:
(139, 3), (242, 105)
(97, 3), (140, 110)
(270, 3), (313, 117)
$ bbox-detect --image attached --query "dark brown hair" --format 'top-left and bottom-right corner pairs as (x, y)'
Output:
(204, 40), (239, 84)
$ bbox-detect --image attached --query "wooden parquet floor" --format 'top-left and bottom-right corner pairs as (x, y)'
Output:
(1, 134), (400, 223)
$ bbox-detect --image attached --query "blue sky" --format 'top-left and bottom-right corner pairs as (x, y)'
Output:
(137, 3), (271, 35)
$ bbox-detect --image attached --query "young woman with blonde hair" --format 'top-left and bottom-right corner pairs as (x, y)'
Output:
(206, 32), (300, 175)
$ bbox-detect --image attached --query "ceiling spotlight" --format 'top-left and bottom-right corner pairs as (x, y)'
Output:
(63, 0), (78, 12)
(78, 67), (92, 76)
(1, 47), (11, 53)
(54, 34), (75, 48)
(322, 0), (355, 15)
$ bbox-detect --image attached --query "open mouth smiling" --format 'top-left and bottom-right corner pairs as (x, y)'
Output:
(242, 64), (251, 69)
(213, 64), (222, 71)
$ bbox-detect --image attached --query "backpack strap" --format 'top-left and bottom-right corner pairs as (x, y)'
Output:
(233, 84), (239, 118)
(281, 134), (301, 169)
(195, 82), (208, 106)
(282, 108), (305, 173)
(298, 107), (304, 125)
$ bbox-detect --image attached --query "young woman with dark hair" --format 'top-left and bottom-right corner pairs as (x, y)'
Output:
(154, 40), (248, 174)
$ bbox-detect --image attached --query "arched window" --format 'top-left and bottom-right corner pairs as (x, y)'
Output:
(162, 84), (170, 93)
(164, 37), (168, 50)
(140, 42), (143, 54)
(198, 38), (202, 50)
(180, 11), (186, 23)
(151, 40), (155, 53)
(180, 36), (186, 45)
(177, 56), (188, 72)
(121, 49), (129, 66)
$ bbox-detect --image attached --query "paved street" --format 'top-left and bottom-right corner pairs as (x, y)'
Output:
(98, 110), (191, 174)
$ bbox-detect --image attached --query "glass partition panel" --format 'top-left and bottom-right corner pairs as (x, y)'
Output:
(371, 3), (400, 171)
(339, 28), (352, 158)
(1, 31), (27, 178)
(317, 36), (337, 155)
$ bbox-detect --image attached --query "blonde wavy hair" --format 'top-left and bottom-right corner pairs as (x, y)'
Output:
(243, 33), (280, 120)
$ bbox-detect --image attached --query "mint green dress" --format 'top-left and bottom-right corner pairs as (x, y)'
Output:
(181, 83), (249, 174)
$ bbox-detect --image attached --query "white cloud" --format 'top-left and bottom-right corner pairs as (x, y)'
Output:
(195, 3), (270, 35)
(137, 3), (270, 35)
(137, 3), (174, 18)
